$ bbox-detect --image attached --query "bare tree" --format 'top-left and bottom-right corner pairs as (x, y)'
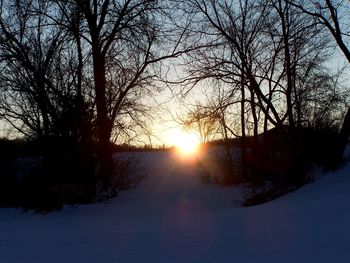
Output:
(288, 0), (350, 156)
(180, 0), (290, 176)
(0, 0), (69, 139)
(182, 0), (340, 130)
(47, 0), (193, 189)
(0, 0), (194, 193)
(179, 104), (219, 144)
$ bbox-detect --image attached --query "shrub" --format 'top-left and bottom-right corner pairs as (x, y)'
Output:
(112, 154), (146, 190)
(242, 127), (342, 206)
(0, 138), (98, 212)
(197, 146), (244, 186)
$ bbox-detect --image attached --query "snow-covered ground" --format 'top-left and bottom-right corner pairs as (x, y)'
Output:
(1, 150), (350, 263)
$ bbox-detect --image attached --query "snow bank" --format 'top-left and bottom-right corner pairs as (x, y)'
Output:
(1, 151), (349, 263)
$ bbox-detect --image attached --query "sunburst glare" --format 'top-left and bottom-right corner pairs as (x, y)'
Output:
(172, 130), (200, 156)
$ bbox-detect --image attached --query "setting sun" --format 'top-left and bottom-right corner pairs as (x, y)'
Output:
(172, 130), (200, 155)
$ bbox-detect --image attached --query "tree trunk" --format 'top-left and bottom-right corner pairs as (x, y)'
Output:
(92, 50), (113, 190)
(250, 88), (259, 148)
(279, 0), (294, 127)
(240, 74), (246, 177)
(338, 106), (350, 158)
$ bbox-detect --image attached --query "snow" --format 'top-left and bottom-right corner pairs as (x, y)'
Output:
(1, 150), (350, 263)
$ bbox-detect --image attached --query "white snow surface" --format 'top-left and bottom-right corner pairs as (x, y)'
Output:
(1, 150), (350, 263)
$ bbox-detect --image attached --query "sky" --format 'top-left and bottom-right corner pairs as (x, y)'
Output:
(150, 51), (350, 147)
(1, 3), (350, 146)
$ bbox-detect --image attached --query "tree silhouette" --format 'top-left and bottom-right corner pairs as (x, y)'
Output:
(289, 0), (350, 157)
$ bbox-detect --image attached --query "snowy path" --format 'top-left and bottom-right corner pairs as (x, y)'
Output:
(1, 151), (350, 263)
